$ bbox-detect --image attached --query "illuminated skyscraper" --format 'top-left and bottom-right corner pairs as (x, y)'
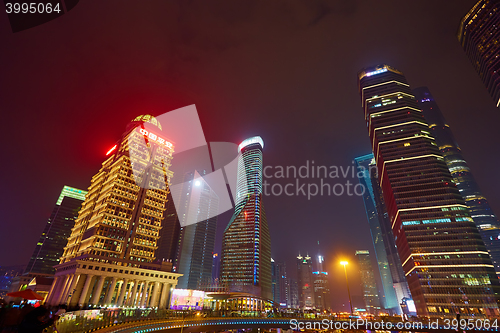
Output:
(220, 136), (272, 300)
(313, 255), (331, 310)
(175, 170), (219, 290)
(458, 0), (500, 108)
(414, 87), (500, 274)
(358, 65), (500, 316)
(46, 115), (181, 308)
(355, 154), (411, 314)
(296, 254), (315, 308)
(156, 191), (181, 265)
(25, 186), (87, 275)
(355, 250), (381, 314)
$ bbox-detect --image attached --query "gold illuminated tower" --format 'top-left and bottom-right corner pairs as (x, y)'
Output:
(47, 115), (181, 309)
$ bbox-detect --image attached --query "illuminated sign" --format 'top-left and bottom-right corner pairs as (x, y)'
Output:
(365, 68), (387, 77)
(106, 145), (117, 156)
(170, 289), (205, 310)
(238, 136), (264, 151)
(137, 128), (174, 150)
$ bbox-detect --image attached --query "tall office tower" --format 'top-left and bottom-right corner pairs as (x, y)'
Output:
(414, 87), (500, 274)
(355, 154), (411, 314)
(156, 191), (181, 265)
(220, 136), (272, 300)
(285, 277), (299, 309)
(175, 170), (219, 290)
(296, 254), (315, 308)
(359, 65), (500, 316)
(355, 251), (382, 314)
(25, 186), (87, 275)
(458, 0), (500, 108)
(313, 255), (331, 310)
(271, 260), (286, 306)
(47, 115), (181, 308)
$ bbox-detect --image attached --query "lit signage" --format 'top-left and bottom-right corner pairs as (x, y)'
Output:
(406, 299), (416, 313)
(239, 136), (264, 151)
(170, 289), (205, 310)
(365, 68), (387, 77)
(106, 145), (117, 156)
(138, 128), (174, 150)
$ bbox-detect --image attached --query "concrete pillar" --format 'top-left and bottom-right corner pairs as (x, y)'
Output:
(159, 282), (171, 309)
(45, 276), (60, 305)
(139, 281), (149, 307)
(52, 275), (70, 306)
(127, 280), (138, 307)
(90, 275), (106, 305)
(63, 274), (80, 305)
(104, 276), (118, 306)
(117, 278), (129, 306)
(135, 281), (145, 307)
(78, 275), (94, 307)
(149, 282), (160, 308)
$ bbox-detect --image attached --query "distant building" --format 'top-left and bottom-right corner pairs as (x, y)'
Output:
(355, 154), (411, 314)
(24, 186), (87, 275)
(285, 277), (299, 309)
(175, 170), (219, 290)
(458, 0), (500, 108)
(414, 86), (500, 275)
(271, 259), (286, 307)
(313, 255), (331, 310)
(156, 191), (181, 265)
(0, 265), (24, 299)
(296, 254), (315, 308)
(221, 136), (272, 300)
(355, 250), (381, 314)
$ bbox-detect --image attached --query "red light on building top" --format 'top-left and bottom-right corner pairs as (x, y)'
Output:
(106, 144), (117, 156)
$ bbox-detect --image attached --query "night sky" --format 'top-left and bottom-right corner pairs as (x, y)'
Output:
(1, 0), (500, 312)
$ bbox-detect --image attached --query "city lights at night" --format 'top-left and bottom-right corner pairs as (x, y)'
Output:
(1, 0), (500, 332)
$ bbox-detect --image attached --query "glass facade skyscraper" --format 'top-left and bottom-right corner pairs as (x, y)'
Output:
(458, 0), (500, 108)
(414, 87), (500, 275)
(358, 65), (500, 316)
(220, 136), (272, 300)
(355, 154), (410, 314)
(355, 250), (382, 314)
(175, 170), (219, 290)
(313, 255), (331, 310)
(296, 254), (315, 308)
(25, 186), (87, 275)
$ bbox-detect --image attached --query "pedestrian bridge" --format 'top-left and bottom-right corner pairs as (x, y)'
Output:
(52, 309), (500, 333)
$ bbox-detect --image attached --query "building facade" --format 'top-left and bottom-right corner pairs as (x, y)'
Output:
(358, 65), (500, 316)
(25, 186), (87, 275)
(46, 115), (181, 308)
(271, 259), (286, 307)
(313, 255), (331, 310)
(355, 154), (411, 314)
(458, 0), (500, 108)
(355, 250), (382, 314)
(175, 170), (219, 290)
(414, 86), (500, 274)
(220, 136), (272, 300)
(296, 254), (315, 309)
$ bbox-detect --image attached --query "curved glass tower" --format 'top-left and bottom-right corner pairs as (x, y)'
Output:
(221, 136), (272, 300)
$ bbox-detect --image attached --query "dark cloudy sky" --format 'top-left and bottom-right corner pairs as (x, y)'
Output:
(1, 0), (500, 311)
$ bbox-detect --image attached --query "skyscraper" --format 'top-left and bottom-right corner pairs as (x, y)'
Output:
(458, 0), (500, 108)
(175, 170), (219, 290)
(414, 87), (500, 274)
(156, 191), (181, 265)
(46, 115), (181, 308)
(25, 186), (87, 275)
(355, 250), (381, 314)
(271, 259), (286, 307)
(220, 136), (272, 300)
(355, 154), (411, 314)
(313, 255), (331, 310)
(296, 254), (315, 308)
(358, 65), (500, 316)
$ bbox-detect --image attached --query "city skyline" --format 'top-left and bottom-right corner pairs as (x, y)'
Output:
(2, 0), (500, 313)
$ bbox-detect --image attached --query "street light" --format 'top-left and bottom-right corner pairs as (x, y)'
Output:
(340, 261), (353, 315)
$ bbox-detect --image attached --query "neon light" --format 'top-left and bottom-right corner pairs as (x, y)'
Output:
(392, 204), (469, 229)
(239, 136), (264, 151)
(106, 145), (117, 156)
(137, 128), (174, 149)
(405, 264), (494, 276)
(365, 68), (387, 77)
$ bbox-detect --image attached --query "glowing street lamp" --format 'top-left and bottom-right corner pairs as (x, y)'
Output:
(340, 261), (353, 315)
